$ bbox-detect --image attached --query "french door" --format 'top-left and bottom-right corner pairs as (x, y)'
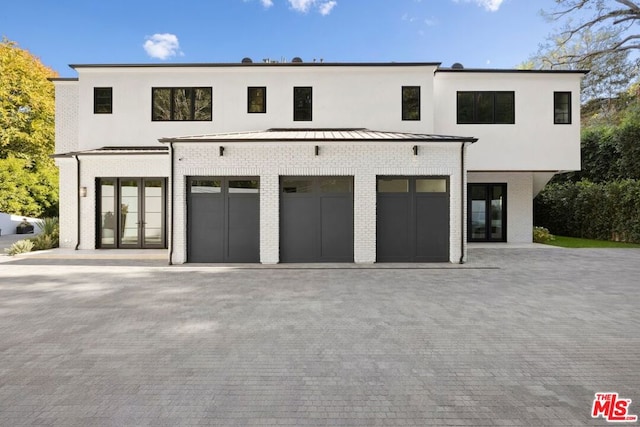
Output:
(467, 183), (507, 242)
(97, 178), (167, 249)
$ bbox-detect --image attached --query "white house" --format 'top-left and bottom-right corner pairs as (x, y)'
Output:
(51, 61), (585, 264)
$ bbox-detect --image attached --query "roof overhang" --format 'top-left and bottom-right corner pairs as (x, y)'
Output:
(158, 128), (478, 144)
(52, 146), (169, 158)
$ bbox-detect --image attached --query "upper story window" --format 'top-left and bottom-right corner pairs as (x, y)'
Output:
(554, 92), (571, 124)
(152, 87), (212, 121)
(294, 87), (312, 121)
(94, 87), (112, 114)
(457, 91), (515, 124)
(402, 86), (420, 121)
(248, 87), (266, 113)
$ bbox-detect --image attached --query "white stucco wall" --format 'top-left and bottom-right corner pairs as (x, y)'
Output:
(434, 71), (582, 171)
(171, 141), (466, 264)
(72, 64), (438, 151)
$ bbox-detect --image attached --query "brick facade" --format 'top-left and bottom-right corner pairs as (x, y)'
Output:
(171, 142), (465, 264)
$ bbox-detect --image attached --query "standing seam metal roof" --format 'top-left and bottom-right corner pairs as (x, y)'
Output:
(158, 129), (477, 143)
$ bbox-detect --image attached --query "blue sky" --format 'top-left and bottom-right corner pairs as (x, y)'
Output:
(1, 0), (561, 77)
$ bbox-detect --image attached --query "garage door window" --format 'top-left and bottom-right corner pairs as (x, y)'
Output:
(416, 178), (447, 193)
(283, 178), (313, 193)
(378, 178), (409, 193)
(229, 180), (259, 193)
(320, 177), (352, 193)
(190, 179), (221, 193)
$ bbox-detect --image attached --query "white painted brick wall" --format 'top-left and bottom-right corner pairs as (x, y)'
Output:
(172, 142), (466, 264)
(58, 155), (170, 250)
(54, 83), (79, 154)
(56, 158), (78, 248)
(468, 172), (534, 243)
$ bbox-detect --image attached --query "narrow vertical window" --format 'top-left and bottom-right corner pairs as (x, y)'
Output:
(554, 92), (571, 124)
(294, 87), (312, 121)
(94, 87), (112, 114)
(402, 86), (420, 120)
(248, 87), (266, 113)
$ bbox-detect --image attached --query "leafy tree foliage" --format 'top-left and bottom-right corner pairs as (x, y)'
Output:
(522, 28), (635, 102)
(0, 38), (58, 217)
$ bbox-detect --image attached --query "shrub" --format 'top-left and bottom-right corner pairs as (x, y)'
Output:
(30, 233), (57, 251)
(533, 226), (555, 243)
(31, 217), (59, 250)
(4, 239), (34, 256)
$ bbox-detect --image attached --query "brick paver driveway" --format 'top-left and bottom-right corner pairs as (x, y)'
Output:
(0, 248), (639, 426)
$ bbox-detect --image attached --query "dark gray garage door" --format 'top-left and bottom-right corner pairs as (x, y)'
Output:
(188, 177), (259, 263)
(377, 177), (449, 262)
(280, 176), (353, 262)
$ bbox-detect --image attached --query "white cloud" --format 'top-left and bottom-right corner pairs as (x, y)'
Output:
(143, 33), (182, 60)
(454, 0), (504, 12)
(288, 0), (314, 12)
(318, 1), (336, 15)
(261, 0), (274, 7)
(287, 0), (337, 15)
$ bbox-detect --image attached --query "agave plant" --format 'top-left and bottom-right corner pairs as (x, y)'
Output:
(34, 217), (59, 237)
(4, 239), (34, 256)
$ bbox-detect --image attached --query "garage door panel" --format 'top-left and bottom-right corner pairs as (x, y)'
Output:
(227, 196), (260, 262)
(189, 195), (224, 262)
(377, 177), (449, 263)
(188, 177), (259, 263)
(281, 176), (354, 263)
(320, 196), (353, 261)
(376, 195), (412, 261)
(281, 196), (318, 262)
(415, 195), (449, 262)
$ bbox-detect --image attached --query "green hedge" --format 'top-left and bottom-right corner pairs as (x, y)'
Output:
(534, 179), (640, 243)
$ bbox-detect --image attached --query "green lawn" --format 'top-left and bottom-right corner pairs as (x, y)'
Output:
(543, 236), (640, 248)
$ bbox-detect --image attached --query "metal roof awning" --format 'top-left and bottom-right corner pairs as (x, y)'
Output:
(52, 146), (169, 158)
(158, 128), (478, 144)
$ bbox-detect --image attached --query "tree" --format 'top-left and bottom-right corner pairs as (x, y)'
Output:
(546, 0), (640, 62)
(521, 27), (635, 102)
(0, 38), (59, 217)
(0, 38), (57, 160)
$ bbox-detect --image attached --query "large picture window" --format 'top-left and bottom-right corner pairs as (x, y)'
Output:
(457, 91), (515, 124)
(293, 87), (312, 121)
(152, 87), (212, 121)
(402, 86), (420, 121)
(554, 91), (571, 124)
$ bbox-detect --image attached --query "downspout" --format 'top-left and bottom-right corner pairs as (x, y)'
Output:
(75, 155), (81, 250)
(168, 142), (174, 265)
(459, 142), (468, 264)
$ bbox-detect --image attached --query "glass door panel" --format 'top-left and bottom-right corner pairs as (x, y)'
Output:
(119, 179), (140, 247)
(100, 179), (116, 247)
(470, 185), (487, 240)
(491, 185), (504, 240)
(144, 179), (164, 247)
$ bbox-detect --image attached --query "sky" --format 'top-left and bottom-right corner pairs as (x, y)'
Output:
(0, 0), (564, 77)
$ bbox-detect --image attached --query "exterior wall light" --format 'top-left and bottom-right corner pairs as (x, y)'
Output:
(413, 145), (418, 156)
(219, 146), (225, 156)
(79, 187), (87, 197)
(315, 145), (319, 156)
